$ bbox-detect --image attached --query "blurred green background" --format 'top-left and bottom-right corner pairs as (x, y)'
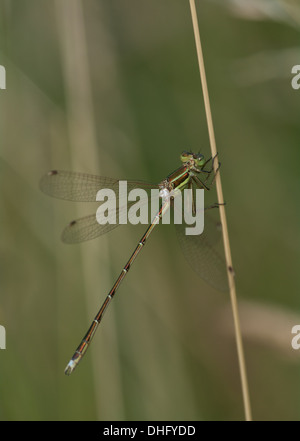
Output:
(0, 0), (300, 421)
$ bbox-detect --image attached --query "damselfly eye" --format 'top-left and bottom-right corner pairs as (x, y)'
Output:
(180, 151), (192, 163)
(194, 153), (205, 166)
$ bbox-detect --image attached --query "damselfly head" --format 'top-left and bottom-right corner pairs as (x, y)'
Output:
(180, 151), (205, 167)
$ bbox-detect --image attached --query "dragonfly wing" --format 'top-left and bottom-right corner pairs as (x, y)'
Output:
(40, 170), (157, 202)
(40, 171), (160, 243)
(62, 213), (121, 243)
(40, 171), (118, 201)
(61, 195), (156, 244)
(175, 213), (228, 292)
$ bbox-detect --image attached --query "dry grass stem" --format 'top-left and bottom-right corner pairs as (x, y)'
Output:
(189, 0), (252, 421)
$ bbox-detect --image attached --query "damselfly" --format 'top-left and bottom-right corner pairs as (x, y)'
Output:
(40, 151), (226, 375)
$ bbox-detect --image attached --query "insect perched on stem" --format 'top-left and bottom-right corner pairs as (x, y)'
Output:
(40, 151), (226, 375)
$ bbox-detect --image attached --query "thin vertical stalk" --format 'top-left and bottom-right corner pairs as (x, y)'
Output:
(55, 0), (125, 419)
(189, 0), (252, 421)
